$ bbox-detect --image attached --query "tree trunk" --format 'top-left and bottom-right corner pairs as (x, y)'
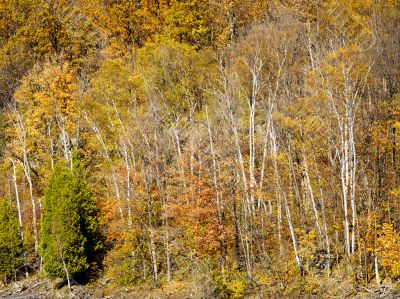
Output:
(14, 108), (39, 253)
(10, 159), (28, 277)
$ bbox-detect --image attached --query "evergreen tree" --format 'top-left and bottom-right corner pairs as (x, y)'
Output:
(40, 158), (102, 281)
(0, 199), (23, 281)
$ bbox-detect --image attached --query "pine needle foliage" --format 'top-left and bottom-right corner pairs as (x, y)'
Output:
(0, 199), (23, 279)
(40, 157), (102, 279)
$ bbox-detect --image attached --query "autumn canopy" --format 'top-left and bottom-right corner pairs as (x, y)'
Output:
(0, 0), (400, 297)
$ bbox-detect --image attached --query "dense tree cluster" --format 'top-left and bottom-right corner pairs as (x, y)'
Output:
(1, 0), (400, 297)
(0, 199), (23, 282)
(40, 158), (102, 287)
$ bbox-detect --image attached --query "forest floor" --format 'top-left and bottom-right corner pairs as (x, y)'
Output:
(0, 276), (198, 299)
(1, 274), (400, 298)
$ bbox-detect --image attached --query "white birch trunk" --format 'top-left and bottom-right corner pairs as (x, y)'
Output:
(10, 159), (28, 277)
(13, 108), (39, 253)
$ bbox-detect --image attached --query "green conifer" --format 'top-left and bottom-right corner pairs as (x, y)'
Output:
(40, 157), (102, 280)
(0, 199), (23, 280)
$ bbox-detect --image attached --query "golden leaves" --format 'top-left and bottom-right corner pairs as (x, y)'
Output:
(377, 223), (400, 278)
